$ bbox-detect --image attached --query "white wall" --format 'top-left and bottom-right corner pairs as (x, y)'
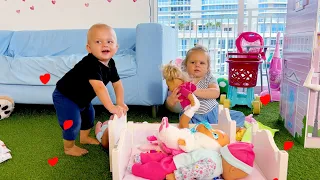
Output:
(0, 0), (156, 30)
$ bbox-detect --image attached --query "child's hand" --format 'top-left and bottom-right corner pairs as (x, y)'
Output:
(109, 105), (123, 118)
(177, 139), (186, 146)
(166, 173), (176, 180)
(118, 102), (129, 115)
(188, 93), (195, 106)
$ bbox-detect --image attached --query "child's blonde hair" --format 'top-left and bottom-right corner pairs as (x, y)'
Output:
(182, 44), (211, 73)
(161, 61), (189, 82)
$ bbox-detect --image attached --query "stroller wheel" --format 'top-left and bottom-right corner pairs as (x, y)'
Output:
(223, 99), (231, 109)
(220, 94), (226, 104)
(252, 101), (261, 114)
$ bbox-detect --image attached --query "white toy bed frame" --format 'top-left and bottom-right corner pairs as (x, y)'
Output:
(108, 105), (289, 180)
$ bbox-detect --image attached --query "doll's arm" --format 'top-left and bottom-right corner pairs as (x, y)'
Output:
(180, 87), (195, 106)
(178, 136), (199, 152)
(174, 158), (217, 180)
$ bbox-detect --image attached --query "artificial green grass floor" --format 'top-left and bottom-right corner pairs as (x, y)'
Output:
(0, 102), (319, 180)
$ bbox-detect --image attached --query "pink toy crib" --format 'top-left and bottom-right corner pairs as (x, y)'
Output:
(108, 105), (289, 180)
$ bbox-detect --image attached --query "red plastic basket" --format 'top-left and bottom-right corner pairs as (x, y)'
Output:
(226, 53), (262, 88)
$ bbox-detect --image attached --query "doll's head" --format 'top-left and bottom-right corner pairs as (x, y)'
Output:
(194, 124), (230, 151)
(196, 124), (230, 147)
(161, 61), (189, 92)
(220, 142), (255, 180)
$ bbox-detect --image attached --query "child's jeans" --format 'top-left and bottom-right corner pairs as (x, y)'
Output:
(52, 88), (95, 141)
(180, 105), (245, 127)
(132, 152), (176, 180)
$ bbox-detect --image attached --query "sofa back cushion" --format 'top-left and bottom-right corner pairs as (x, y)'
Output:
(0, 31), (13, 55)
(6, 28), (136, 57)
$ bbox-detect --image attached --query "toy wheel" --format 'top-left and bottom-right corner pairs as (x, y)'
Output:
(223, 99), (231, 109)
(220, 94), (226, 104)
(252, 101), (261, 114)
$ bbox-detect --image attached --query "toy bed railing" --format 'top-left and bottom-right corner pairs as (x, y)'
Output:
(108, 114), (128, 172)
(251, 124), (289, 180)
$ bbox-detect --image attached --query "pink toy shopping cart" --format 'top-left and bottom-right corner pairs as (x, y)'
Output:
(220, 52), (262, 114)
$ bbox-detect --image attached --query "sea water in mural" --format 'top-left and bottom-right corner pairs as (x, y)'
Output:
(286, 84), (297, 136)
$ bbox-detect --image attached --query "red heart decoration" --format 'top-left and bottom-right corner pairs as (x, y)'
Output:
(52, 0), (56, 4)
(40, 73), (50, 84)
(63, 120), (73, 130)
(283, 141), (294, 151)
(107, 0), (112, 2)
(48, 157), (58, 166)
(30, 5), (34, 10)
(85, 3), (89, 7)
(133, 0), (137, 2)
(273, 178), (278, 180)
(16, 10), (20, 14)
(260, 94), (270, 105)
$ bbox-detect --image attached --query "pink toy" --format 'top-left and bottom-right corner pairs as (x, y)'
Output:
(245, 114), (257, 124)
(261, 32), (282, 101)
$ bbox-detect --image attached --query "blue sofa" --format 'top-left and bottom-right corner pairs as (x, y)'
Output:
(0, 23), (177, 114)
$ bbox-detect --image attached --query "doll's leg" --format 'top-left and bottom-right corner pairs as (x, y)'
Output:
(179, 94), (200, 128)
(139, 152), (168, 164)
(95, 121), (102, 136)
(132, 156), (176, 180)
(179, 114), (191, 128)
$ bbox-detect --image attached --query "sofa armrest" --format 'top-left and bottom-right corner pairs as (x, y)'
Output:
(135, 23), (177, 105)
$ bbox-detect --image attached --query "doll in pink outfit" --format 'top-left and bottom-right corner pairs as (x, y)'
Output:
(162, 61), (200, 128)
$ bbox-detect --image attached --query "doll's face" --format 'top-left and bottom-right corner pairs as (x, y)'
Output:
(166, 78), (184, 92)
(196, 124), (230, 147)
(221, 158), (248, 180)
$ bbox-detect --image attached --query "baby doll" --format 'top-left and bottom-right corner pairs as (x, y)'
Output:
(128, 119), (230, 180)
(161, 61), (200, 128)
(165, 142), (255, 180)
(149, 117), (230, 155)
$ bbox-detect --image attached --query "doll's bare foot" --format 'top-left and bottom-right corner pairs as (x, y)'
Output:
(80, 137), (100, 145)
(166, 173), (176, 180)
(95, 121), (102, 135)
(64, 140), (88, 156)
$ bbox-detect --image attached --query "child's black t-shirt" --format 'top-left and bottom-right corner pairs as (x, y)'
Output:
(56, 53), (120, 108)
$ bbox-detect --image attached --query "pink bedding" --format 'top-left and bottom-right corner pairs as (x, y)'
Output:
(122, 146), (267, 180)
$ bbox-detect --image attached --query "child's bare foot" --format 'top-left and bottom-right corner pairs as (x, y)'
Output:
(64, 145), (88, 156)
(80, 137), (100, 145)
(95, 121), (102, 135)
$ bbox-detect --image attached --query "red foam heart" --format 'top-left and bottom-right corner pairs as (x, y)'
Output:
(284, 141), (294, 151)
(30, 5), (34, 10)
(85, 3), (89, 7)
(260, 94), (270, 105)
(107, 0), (112, 2)
(16, 10), (20, 14)
(48, 157), (58, 166)
(52, 0), (56, 4)
(133, 0), (137, 2)
(40, 73), (50, 84)
(273, 178), (278, 180)
(63, 120), (73, 130)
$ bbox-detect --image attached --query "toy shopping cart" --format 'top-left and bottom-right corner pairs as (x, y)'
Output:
(220, 53), (262, 114)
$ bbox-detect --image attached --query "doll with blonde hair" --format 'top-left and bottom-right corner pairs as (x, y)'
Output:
(162, 61), (200, 128)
